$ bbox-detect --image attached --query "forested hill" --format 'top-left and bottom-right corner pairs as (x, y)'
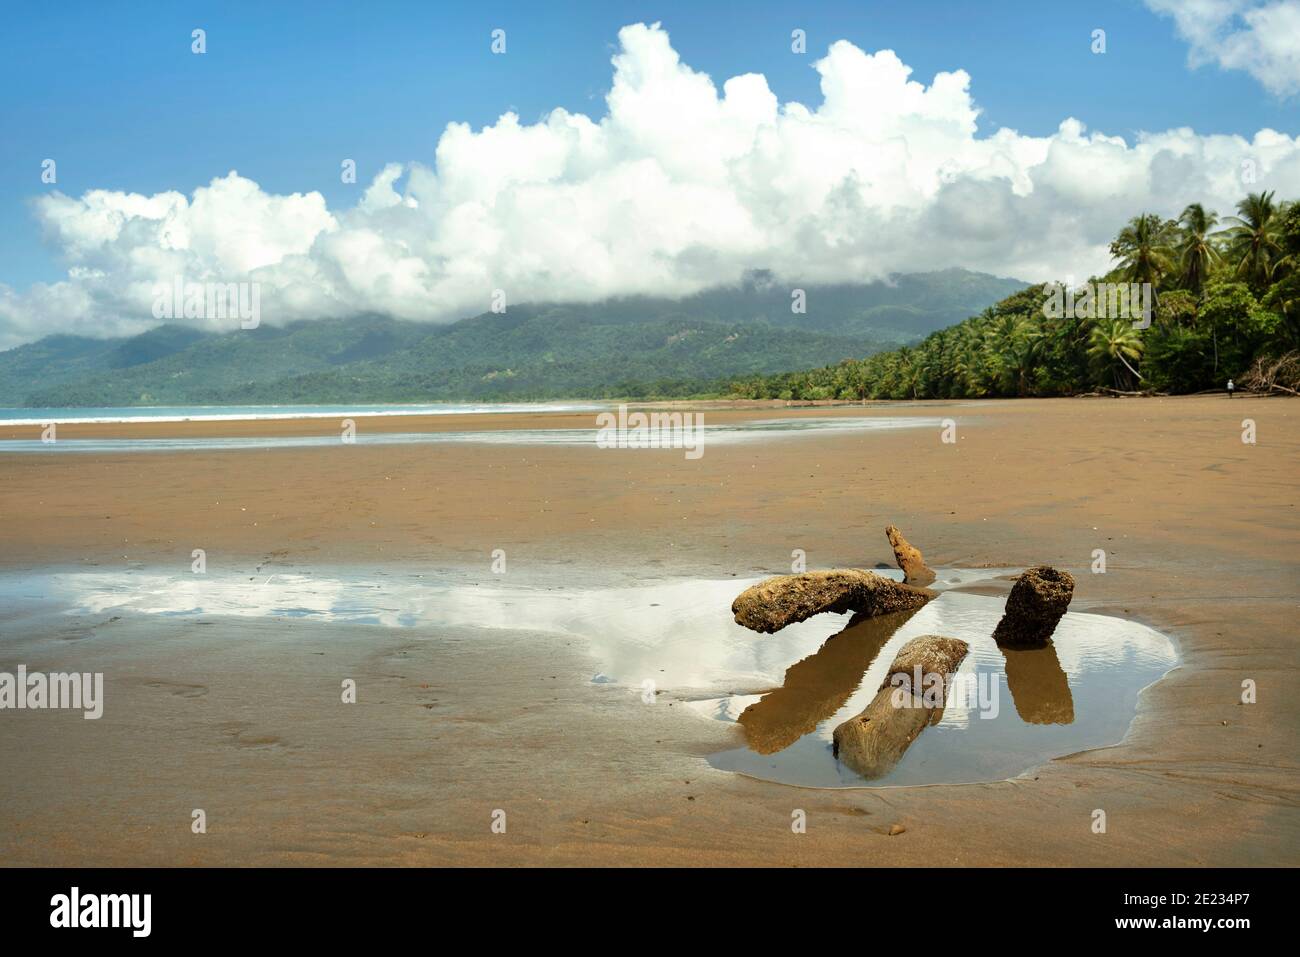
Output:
(727, 194), (1300, 400)
(0, 268), (1024, 406)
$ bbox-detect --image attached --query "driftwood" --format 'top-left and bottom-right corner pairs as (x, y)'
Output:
(731, 570), (935, 634)
(992, 565), (1075, 648)
(884, 524), (935, 585)
(1241, 352), (1300, 395)
(831, 635), (970, 779)
(1078, 387), (1171, 397)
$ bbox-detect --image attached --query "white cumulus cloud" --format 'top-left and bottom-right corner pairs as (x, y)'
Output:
(1145, 0), (1300, 96)
(3, 21), (1300, 349)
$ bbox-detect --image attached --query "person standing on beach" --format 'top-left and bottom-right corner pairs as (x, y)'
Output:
(1227, 378), (1235, 398)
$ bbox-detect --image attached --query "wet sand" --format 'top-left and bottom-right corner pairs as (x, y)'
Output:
(1, 396), (1297, 865)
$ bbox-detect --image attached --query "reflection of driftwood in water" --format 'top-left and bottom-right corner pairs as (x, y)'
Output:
(731, 570), (934, 634)
(1001, 644), (1075, 725)
(832, 635), (970, 780)
(738, 609), (920, 755)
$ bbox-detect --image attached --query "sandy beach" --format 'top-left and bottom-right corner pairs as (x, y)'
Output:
(1, 396), (1297, 866)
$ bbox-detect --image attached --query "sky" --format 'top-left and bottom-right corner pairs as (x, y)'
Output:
(0, 0), (1298, 348)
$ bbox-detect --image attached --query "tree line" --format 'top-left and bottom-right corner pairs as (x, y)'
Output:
(728, 192), (1300, 399)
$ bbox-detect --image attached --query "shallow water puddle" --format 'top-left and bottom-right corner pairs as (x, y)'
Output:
(0, 415), (946, 453)
(2, 565), (1176, 788)
(704, 590), (1176, 787)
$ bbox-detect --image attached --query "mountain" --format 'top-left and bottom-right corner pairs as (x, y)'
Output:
(0, 269), (1026, 406)
(678, 267), (1027, 337)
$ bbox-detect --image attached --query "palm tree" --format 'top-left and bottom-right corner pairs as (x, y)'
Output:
(1218, 191), (1283, 290)
(1176, 203), (1220, 297)
(990, 314), (1044, 395)
(1087, 319), (1145, 390)
(945, 323), (982, 396)
(1110, 213), (1177, 290)
(893, 347), (921, 399)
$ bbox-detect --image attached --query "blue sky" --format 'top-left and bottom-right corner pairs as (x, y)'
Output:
(2, 0), (1294, 287)
(1, 0), (1297, 345)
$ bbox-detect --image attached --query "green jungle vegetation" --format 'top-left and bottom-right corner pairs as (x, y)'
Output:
(726, 193), (1300, 400)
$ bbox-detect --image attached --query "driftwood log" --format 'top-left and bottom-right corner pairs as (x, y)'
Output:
(831, 634), (970, 780)
(992, 565), (1075, 648)
(884, 524), (936, 585)
(731, 570), (935, 634)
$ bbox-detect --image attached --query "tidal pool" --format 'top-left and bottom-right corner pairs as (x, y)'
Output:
(0, 564), (1176, 788)
(703, 589), (1177, 788)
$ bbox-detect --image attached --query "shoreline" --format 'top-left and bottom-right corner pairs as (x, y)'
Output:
(3, 393), (1245, 441)
(0, 391), (1271, 444)
(0, 399), (928, 441)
